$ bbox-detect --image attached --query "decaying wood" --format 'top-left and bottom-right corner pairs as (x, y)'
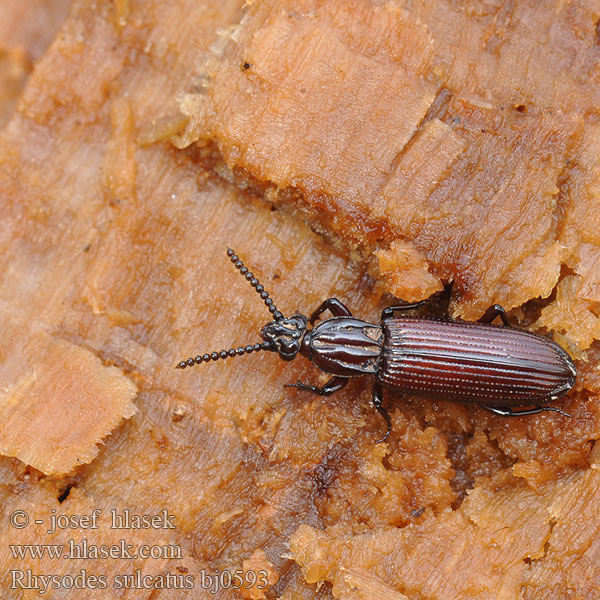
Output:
(0, 0), (600, 598)
(0, 333), (137, 475)
(0, 0), (72, 126)
(177, 0), (600, 355)
(290, 464), (600, 599)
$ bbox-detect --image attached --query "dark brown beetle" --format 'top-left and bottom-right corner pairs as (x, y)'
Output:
(177, 249), (577, 441)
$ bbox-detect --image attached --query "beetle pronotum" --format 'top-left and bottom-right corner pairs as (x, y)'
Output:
(177, 249), (576, 441)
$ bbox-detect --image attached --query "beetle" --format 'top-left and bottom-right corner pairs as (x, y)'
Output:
(176, 248), (577, 442)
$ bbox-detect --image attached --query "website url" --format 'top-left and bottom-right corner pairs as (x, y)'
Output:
(10, 539), (182, 560)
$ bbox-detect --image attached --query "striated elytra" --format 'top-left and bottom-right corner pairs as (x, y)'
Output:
(177, 249), (577, 442)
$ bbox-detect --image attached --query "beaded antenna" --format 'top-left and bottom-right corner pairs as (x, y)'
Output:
(175, 248), (283, 369)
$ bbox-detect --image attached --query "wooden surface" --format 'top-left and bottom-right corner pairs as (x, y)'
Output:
(0, 0), (599, 598)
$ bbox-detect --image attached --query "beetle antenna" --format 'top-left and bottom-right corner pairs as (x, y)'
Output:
(226, 248), (284, 321)
(176, 341), (274, 369)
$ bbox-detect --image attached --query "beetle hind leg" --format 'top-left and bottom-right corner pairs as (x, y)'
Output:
(478, 304), (510, 326)
(482, 405), (572, 418)
(372, 380), (392, 443)
(285, 376), (347, 396)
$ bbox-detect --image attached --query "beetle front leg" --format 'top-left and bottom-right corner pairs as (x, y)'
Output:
(482, 405), (572, 418)
(310, 298), (352, 324)
(478, 304), (510, 326)
(372, 379), (392, 443)
(285, 376), (348, 396)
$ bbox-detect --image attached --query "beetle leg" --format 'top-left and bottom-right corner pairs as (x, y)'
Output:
(285, 376), (348, 396)
(381, 301), (427, 321)
(478, 304), (510, 326)
(309, 298), (352, 324)
(372, 380), (392, 443)
(482, 405), (572, 418)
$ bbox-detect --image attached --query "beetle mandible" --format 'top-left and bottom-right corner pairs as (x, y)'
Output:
(176, 248), (577, 442)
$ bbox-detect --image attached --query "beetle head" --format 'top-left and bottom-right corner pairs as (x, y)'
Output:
(176, 248), (300, 369)
(261, 314), (308, 361)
